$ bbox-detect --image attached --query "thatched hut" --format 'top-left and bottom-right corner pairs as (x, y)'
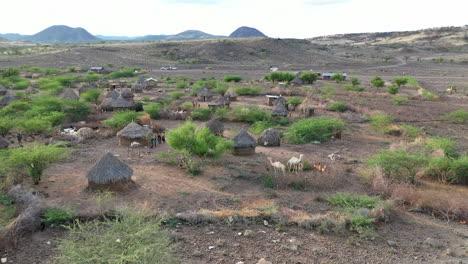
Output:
(0, 92), (18, 107)
(108, 80), (126, 89)
(144, 78), (158, 89)
(273, 96), (286, 106)
(197, 86), (214, 102)
(208, 96), (230, 110)
(86, 152), (135, 191)
(112, 95), (134, 110)
(290, 77), (303, 87)
(120, 88), (134, 101)
(224, 88), (238, 101)
(116, 122), (152, 146)
(0, 137), (9, 149)
(136, 76), (146, 84)
(100, 98), (114, 112)
(153, 92), (170, 103)
(257, 128), (281, 147)
(272, 101), (288, 117)
(131, 83), (144, 93)
(266, 95), (280, 106)
(233, 129), (256, 156)
(106, 90), (120, 100)
(25, 87), (39, 95)
(198, 119), (225, 136)
(0, 85), (6, 96)
(298, 95), (316, 117)
(61, 89), (80, 100)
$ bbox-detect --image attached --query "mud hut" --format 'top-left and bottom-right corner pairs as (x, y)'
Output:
(0, 92), (18, 107)
(61, 89), (80, 100)
(290, 77), (303, 87)
(131, 83), (144, 93)
(198, 119), (225, 136)
(106, 90), (120, 100)
(197, 86), (214, 102)
(233, 129), (256, 156)
(120, 88), (134, 101)
(257, 128), (281, 147)
(112, 95), (134, 110)
(0, 137), (9, 149)
(108, 79), (126, 89)
(0, 85), (6, 96)
(208, 96), (230, 110)
(100, 98), (115, 112)
(116, 122), (152, 146)
(273, 96), (287, 106)
(86, 152), (134, 191)
(272, 101), (288, 117)
(25, 87), (39, 95)
(266, 95), (280, 106)
(224, 88), (238, 101)
(298, 94), (316, 117)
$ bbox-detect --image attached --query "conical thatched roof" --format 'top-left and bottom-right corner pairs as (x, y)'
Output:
(100, 98), (115, 110)
(86, 152), (133, 184)
(257, 128), (281, 147)
(61, 88), (80, 100)
(112, 95), (133, 108)
(117, 122), (152, 139)
(273, 96), (286, 106)
(0, 92), (18, 106)
(107, 90), (120, 100)
(0, 137), (9, 149)
(120, 88), (134, 99)
(233, 129), (256, 148)
(298, 94), (316, 110)
(197, 86), (214, 97)
(198, 119), (224, 135)
(131, 83), (143, 92)
(209, 96), (230, 106)
(25, 86), (39, 95)
(291, 77), (303, 84)
(224, 88), (238, 97)
(272, 101), (288, 116)
(137, 76), (146, 84)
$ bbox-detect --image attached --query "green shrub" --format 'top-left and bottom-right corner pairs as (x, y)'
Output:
(343, 84), (364, 92)
(190, 108), (212, 121)
(103, 111), (143, 129)
(1, 67), (20, 78)
(350, 77), (360, 87)
(181, 102), (193, 111)
(175, 81), (188, 89)
(53, 212), (177, 264)
(393, 77), (408, 88)
(42, 68), (61, 75)
(67, 67), (76, 73)
(403, 76), (419, 87)
(191, 80), (228, 95)
(229, 105), (271, 123)
(107, 68), (137, 79)
(371, 76), (385, 88)
(330, 73), (345, 83)
(392, 96), (409, 105)
(12, 80), (29, 90)
(425, 137), (458, 158)
(367, 149), (427, 184)
(264, 72), (295, 83)
(420, 88), (437, 100)
(263, 174), (276, 189)
(369, 113), (393, 133)
(401, 124), (422, 138)
(286, 96), (302, 107)
(42, 208), (76, 226)
(387, 86), (399, 95)
(299, 72), (318, 84)
(19, 118), (53, 133)
(326, 192), (381, 211)
(321, 84), (336, 99)
(450, 156), (468, 184)
(80, 89), (102, 103)
(444, 110), (468, 124)
(234, 86), (263, 96)
(62, 100), (92, 122)
(223, 75), (242, 83)
(285, 117), (345, 144)
(250, 121), (278, 135)
(168, 91), (184, 99)
(328, 101), (347, 112)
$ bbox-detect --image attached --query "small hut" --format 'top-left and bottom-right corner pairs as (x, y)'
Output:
(106, 90), (120, 100)
(266, 95), (279, 106)
(120, 88), (134, 101)
(0, 92), (18, 107)
(153, 92), (170, 103)
(224, 88), (238, 101)
(233, 129), (256, 156)
(136, 76), (146, 84)
(273, 96), (287, 106)
(298, 94), (316, 117)
(290, 77), (303, 87)
(198, 119), (225, 136)
(86, 152), (134, 191)
(0, 85), (6, 96)
(112, 95), (134, 110)
(197, 86), (214, 102)
(100, 98), (115, 112)
(257, 128), (281, 147)
(144, 78), (158, 89)
(61, 89), (80, 100)
(271, 101), (288, 117)
(108, 80), (126, 89)
(0, 137), (9, 149)
(116, 122), (152, 146)
(208, 96), (230, 110)
(131, 83), (144, 93)
(25, 87), (39, 95)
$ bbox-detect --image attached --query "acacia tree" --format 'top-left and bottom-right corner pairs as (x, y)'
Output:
(80, 88), (102, 104)
(299, 72), (318, 84)
(371, 76), (385, 88)
(8, 143), (69, 184)
(393, 77), (408, 88)
(350, 77), (360, 87)
(330, 73), (345, 83)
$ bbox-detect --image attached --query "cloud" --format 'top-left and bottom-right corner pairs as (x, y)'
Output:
(304, 0), (349, 6)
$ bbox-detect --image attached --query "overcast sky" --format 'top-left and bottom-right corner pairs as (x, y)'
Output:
(1, 0), (467, 38)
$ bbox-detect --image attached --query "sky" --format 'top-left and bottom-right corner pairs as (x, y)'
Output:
(1, 0), (467, 38)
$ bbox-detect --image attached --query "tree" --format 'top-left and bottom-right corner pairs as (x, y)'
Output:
(393, 77), (408, 88)
(80, 88), (102, 103)
(8, 143), (69, 184)
(330, 73), (345, 83)
(299, 72), (318, 84)
(371, 76), (385, 88)
(350, 77), (360, 87)
(265, 72), (296, 83)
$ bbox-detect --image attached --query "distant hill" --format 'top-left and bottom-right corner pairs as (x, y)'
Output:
(0, 33), (29, 41)
(136, 30), (223, 41)
(229, 27), (266, 38)
(96, 35), (140, 41)
(24, 25), (102, 43)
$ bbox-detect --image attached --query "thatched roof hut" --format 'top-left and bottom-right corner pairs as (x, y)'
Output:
(116, 122), (152, 146)
(137, 76), (146, 84)
(0, 85), (6, 96)
(106, 90), (120, 100)
(198, 119), (225, 136)
(0, 137), (9, 149)
(290, 77), (303, 86)
(272, 101), (288, 116)
(131, 83), (144, 93)
(86, 152), (134, 191)
(112, 95), (134, 110)
(25, 87), (39, 95)
(257, 128), (281, 147)
(298, 94), (316, 117)
(0, 92), (18, 107)
(143, 78), (158, 89)
(100, 98), (114, 111)
(197, 86), (214, 102)
(224, 88), (238, 101)
(208, 96), (230, 109)
(120, 88), (134, 100)
(61, 89), (80, 100)
(153, 92), (170, 103)
(233, 129), (256, 156)
(273, 96), (286, 106)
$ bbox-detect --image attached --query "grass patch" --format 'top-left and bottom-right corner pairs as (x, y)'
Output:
(328, 101), (347, 112)
(42, 207), (76, 226)
(234, 86), (262, 96)
(444, 109), (468, 124)
(343, 85), (365, 92)
(285, 118), (345, 144)
(391, 96), (409, 105)
(326, 192), (381, 211)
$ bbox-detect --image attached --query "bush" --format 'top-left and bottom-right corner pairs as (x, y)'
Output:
(107, 68), (137, 79)
(371, 76), (385, 88)
(326, 192), (381, 211)
(223, 75), (242, 83)
(103, 111), (143, 129)
(392, 96), (409, 105)
(328, 101), (347, 112)
(250, 121), (278, 135)
(181, 102), (193, 111)
(1, 67), (20, 78)
(330, 73), (345, 83)
(286, 96), (303, 107)
(401, 124), (422, 138)
(80, 89), (102, 103)
(299, 72), (318, 84)
(191, 79), (228, 95)
(42, 207), (76, 226)
(62, 100), (92, 122)
(12, 80), (29, 90)
(343, 84), (364, 92)
(387, 85), (399, 95)
(425, 137), (458, 158)
(367, 149), (427, 184)
(19, 118), (53, 133)
(234, 86), (262, 96)
(168, 91), (184, 100)
(321, 84), (336, 99)
(53, 212), (177, 264)
(190, 108), (212, 121)
(444, 110), (468, 124)
(369, 113), (393, 133)
(403, 76), (419, 87)
(229, 105), (271, 123)
(175, 81), (188, 89)
(450, 156), (468, 184)
(285, 117), (345, 144)
(393, 77), (408, 88)
(264, 72), (295, 83)
(419, 88), (437, 100)
(350, 77), (360, 87)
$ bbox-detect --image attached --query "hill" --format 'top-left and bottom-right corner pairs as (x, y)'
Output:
(0, 33), (29, 41)
(229, 26), (266, 38)
(24, 25), (102, 43)
(136, 30), (223, 41)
